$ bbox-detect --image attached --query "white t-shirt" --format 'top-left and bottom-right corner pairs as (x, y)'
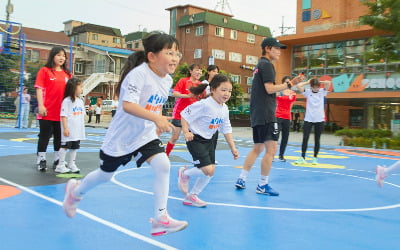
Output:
(101, 63), (172, 156)
(95, 106), (102, 115)
(60, 97), (86, 143)
(181, 96), (232, 139)
(302, 88), (328, 123)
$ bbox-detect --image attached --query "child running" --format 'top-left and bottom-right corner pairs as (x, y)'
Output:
(55, 78), (85, 173)
(62, 32), (188, 236)
(177, 74), (239, 207)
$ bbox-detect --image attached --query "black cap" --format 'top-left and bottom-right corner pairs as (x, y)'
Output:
(261, 37), (287, 49)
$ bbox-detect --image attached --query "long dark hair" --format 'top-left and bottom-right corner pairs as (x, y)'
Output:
(190, 74), (232, 96)
(204, 65), (219, 81)
(45, 46), (71, 75)
(64, 78), (82, 102)
(187, 63), (201, 77)
(281, 75), (291, 84)
(115, 32), (180, 97)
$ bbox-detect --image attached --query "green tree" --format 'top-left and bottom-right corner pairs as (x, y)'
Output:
(0, 54), (19, 94)
(360, 0), (400, 62)
(25, 62), (43, 93)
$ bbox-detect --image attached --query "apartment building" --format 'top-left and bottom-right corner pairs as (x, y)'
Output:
(275, 0), (400, 132)
(166, 4), (272, 100)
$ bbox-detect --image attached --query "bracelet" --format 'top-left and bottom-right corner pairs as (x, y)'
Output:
(287, 81), (292, 89)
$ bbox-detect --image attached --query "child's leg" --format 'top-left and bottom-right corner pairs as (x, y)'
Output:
(385, 161), (400, 175)
(58, 147), (67, 165)
(313, 122), (324, 157)
(189, 165), (213, 195)
(73, 168), (114, 197)
(69, 149), (77, 164)
(149, 153), (171, 219)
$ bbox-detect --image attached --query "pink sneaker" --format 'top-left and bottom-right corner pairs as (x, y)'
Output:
(376, 165), (387, 187)
(63, 179), (82, 218)
(183, 194), (207, 207)
(178, 166), (190, 195)
(150, 212), (188, 236)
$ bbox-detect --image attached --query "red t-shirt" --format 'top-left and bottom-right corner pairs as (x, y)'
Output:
(34, 67), (71, 121)
(275, 95), (297, 120)
(172, 77), (202, 120)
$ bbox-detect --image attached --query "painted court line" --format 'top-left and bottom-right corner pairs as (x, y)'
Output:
(0, 176), (177, 250)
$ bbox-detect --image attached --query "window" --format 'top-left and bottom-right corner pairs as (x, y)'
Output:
(229, 52), (242, 62)
(92, 34), (98, 40)
(215, 27), (224, 37)
(247, 34), (255, 43)
(26, 49), (40, 63)
(186, 28), (190, 34)
(212, 49), (225, 60)
(246, 55), (258, 65)
(102, 40), (108, 44)
(127, 43), (132, 49)
(195, 26), (204, 36)
(113, 37), (121, 44)
(230, 30), (237, 40)
(246, 77), (253, 85)
(134, 42), (139, 49)
(75, 63), (83, 74)
(230, 74), (241, 84)
(194, 49), (202, 59)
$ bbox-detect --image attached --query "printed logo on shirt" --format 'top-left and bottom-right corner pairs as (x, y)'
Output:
(72, 106), (84, 116)
(145, 93), (167, 113)
(208, 117), (223, 129)
(50, 78), (56, 80)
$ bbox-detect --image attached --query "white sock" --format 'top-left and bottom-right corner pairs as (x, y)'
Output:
(184, 167), (203, 177)
(258, 175), (269, 186)
(385, 161), (400, 175)
(190, 175), (212, 195)
(37, 152), (46, 163)
(149, 153), (170, 220)
(54, 151), (59, 162)
(73, 168), (114, 197)
(239, 169), (249, 181)
(69, 149), (77, 165)
(58, 148), (67, 166)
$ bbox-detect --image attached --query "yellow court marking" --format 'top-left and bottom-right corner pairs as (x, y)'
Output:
(10, 138), (37, 142)
(291, 162), (346, 169)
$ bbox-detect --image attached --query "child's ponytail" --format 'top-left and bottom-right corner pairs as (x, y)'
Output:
(115, 51), (146, 97)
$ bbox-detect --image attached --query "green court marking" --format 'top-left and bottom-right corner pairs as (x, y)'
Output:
(56, 173), (84, 178)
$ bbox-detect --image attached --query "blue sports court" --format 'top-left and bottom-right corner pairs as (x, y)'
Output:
(1, 127), (400, 249)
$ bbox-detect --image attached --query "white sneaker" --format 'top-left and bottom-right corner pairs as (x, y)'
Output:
(375, 165), (387, 187)
(63, 179), (82, 218)
(68, 163), (80, 173)
(150, 212), (188, 236)
(183, 194), (207, 207)
(55, 163), (71, 173)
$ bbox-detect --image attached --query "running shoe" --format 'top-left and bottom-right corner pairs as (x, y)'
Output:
(52, 159), (59, 169)
(37, 160), (47, 172)
(68, 163), (81, 173)
(63, 179), (82, 218)
(55, 163), (71, 173)
(178, 166), (189, 195)
(375, 165), (387, 188)
(279, 156), (286, 162)
(256, 184), (279, 196)
(183, 194), (207, 207)
(294, 157), (307, 165)
(311, 157), (318, 165)
(235, 177), (246, 189)
(150, 213), (188, 236)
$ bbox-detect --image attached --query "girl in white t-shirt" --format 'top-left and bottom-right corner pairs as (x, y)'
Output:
(177, 74), (239, 207)
(55, 78), (85, 173)
(294, 78), (331, 165)
(202, 64), (219, 96)
(62, 32), (188, 237)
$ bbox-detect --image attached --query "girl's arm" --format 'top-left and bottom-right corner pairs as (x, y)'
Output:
(172, 91), (194, 98)
(36, 88), (47, 116)
(181, 117), (194, 142)
(61, 116), (69, 137)
(122, 101), (174, 134)
(295, 80), (310, 93)
(223, 133), (239, 160)
(321, 80), (331, 91)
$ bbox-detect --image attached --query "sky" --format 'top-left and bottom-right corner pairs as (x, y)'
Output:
(0, 0), (297, 37)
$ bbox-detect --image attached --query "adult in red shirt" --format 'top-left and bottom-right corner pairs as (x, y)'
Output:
(35, 46), (72, 171)
(165, 64), (202, 156)
(275, 76), (297, 162)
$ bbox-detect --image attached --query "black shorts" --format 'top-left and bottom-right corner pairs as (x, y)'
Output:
(100, 139), (165, 172)
(171, 119), (182, 127)
(252, 123), (279, 143)
(186, 134), (215, 168)
(61, 140), (80, 149)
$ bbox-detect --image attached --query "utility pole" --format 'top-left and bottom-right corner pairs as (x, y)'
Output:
(279, 16), (295, 36)
(6, 0), (13, 21)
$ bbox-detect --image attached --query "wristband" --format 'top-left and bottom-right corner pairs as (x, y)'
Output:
(286, 81), (292, 89)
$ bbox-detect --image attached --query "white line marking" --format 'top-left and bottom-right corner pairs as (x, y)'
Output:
(111, 167), (400, 213)
(0, 176), (177, 250)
